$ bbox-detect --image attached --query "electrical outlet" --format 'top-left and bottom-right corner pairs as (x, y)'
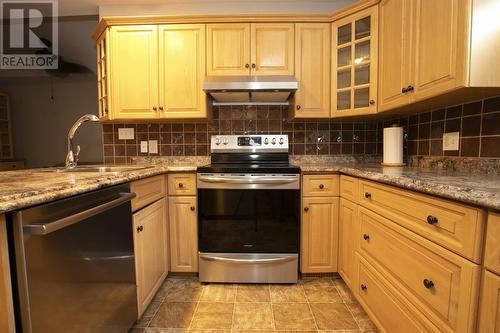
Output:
(443, 132), (460, 151)
(118, 128), (134, 140)
(140, 141), (148, 153)
(148, 140), (158, 154)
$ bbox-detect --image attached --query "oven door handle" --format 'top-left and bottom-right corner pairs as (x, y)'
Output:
(198, 175), (297, 185)
(199, 254), (296, 264)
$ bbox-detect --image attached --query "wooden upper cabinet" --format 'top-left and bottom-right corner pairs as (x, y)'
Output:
(293, 23), (331, 118)
(159, 24), (206, 118)
(378, 0), (412, 112)
(109, 25), (159, 119)
(411, 0), (467, 100)
(331, 5), (378, 118)
(207, 23), (250, 76)
(250, 23), (294, 75)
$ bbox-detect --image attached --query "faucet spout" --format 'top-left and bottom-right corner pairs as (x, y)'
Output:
(65, 114), (100, 169)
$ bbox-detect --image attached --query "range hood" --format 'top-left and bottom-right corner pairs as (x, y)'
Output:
(203, 76), (298, 106)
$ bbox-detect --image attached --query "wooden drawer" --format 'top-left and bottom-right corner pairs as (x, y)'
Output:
(358, 207), (480, 333)
(358, 179), (485, 262)
(485, 212), (500, 275)
(0, 161), (24, 171)
(357, 255), (438, 333)
(302, 175), (339, 197)
(168, 173), (196, 196)
(130, 175), (166, 212)
(340, 175), (358, 202)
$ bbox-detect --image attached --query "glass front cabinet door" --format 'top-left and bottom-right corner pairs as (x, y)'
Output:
(331, 6), (378, 117)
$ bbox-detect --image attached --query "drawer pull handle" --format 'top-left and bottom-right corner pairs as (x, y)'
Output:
(304, 207), (309, 212)
(137, 225), (143, 232)
(423, 279), (435, 289)
(363, 234), (370, 241)
(190, 206), (195, 211)
(178, 182), (184, 188)
(360, 284), (367, 291)
(319, 184), (324, 189)
(364, 192), (371, 199)
(427, 215), (438, 225)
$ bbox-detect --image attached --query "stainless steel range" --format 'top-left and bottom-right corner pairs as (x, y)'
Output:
(197, 134), (300, 283)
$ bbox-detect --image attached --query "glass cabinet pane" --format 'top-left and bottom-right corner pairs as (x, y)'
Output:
(337, 23), (351, 45)
(354, 40), (370, 64)
(355, 16), (371, 39)
(337, 46), (351, 67)
(337, 69), (351, 89)
(337, 91), (351, 110)
(354, 64), (370, 85)
(354, 88), (369, 108)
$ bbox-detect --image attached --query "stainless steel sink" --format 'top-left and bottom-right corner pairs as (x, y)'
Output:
(55, 166), (154, 173)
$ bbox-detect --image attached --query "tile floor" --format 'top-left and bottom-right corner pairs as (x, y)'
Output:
(130, 276), (378, 333)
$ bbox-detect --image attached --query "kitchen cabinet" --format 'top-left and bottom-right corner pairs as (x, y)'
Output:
(485, 213), (500, 275)
(292, 23), (331, 118)
(130, 175), (166, 212)
(207, 23), (294, 76)
(331, 5), (378, 117)
(133, 198), (168, 318)
(478, 270), (500, 333)
(0, 215), (15, 333)
(168, 196), (198, 272)
(338, 198), (357, 289)
(101, 24), (206, 120)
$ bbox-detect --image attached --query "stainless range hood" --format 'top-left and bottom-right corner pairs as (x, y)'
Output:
(203, 76), (298, 106)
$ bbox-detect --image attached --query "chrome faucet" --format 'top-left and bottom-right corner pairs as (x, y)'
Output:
(65, 114), (100, 169)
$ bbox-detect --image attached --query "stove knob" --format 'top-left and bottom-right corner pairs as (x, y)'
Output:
(271, 138), (277, 145)
(223, 138), (229, 145)
(279, 137), (284, 145)
(264, 138), (269, 145)
(215, 137), (221, 145)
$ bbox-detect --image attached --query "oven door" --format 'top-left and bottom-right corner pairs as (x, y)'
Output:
(197, 173), (300, 254)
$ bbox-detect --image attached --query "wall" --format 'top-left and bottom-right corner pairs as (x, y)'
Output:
(102, 95), (500, 164)
(0, 17), (103, 168)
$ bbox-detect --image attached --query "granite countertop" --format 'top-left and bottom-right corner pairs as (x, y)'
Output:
(0, 156), (498, 214)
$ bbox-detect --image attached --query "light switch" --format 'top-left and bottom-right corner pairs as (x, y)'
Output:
(443, 132), (460, 151)
(118, 128), (134, 140)
(140, 141), (148, 153)
(148, 140), (158, 154)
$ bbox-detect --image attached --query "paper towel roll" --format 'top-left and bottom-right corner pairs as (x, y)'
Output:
(383, 126), (404, 165)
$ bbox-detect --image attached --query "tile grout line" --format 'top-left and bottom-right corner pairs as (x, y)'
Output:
(301, 282), (319, 331)
(187, 281), (203, 330)
(332, 277), (363, 332)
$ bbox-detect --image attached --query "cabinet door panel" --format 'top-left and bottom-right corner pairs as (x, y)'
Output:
(479, 270), (500, 333)
(207, 24), (250, 76)
(339, 198), (357, 288)
(251, 23), (294, 75)
(169, 196), (198, 272)
(159, 24), (206, 118)
(378, 0), (412, 111)
(110, 25), (158, 119)
(301, 197), (338, 273)
(293, 23), (330, 118)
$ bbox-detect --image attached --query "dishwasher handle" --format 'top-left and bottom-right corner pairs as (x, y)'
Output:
(23, 192), (136, 235)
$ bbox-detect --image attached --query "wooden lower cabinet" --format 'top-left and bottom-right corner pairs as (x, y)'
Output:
(479, 270), (500, 333)
(133, 198), (168, 317)
(0, 216), (15, 333)
(301, 196), (339, 273)
(338, 198), (357, 288)
(168, 196), (198, 272)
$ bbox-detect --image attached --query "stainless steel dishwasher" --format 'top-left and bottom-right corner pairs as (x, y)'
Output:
(10, 183), (137, 333)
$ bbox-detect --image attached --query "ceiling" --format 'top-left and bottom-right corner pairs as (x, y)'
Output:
(58, 0), (355, 17)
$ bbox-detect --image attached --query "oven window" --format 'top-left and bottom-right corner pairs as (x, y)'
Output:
(198, 189), (300, 253)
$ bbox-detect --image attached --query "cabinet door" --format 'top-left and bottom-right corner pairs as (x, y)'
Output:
(169, 196), (198, 272)
(301, 197), (339, 273)
(133, 198), (168, 317)
(339, 198), (358, 288)
(479, 270), (500, 333)
(250, 23), (294, 75)
(293, 23), (331, 118)
(159, 24), (207, 119)
(109, 25), (159, 119)
(331, 6), (378, 117)
(378, 0), (412, 112)
(207, 24), (250, 76)
(411, 0), (468, 100)
(96, 28), (111, 120)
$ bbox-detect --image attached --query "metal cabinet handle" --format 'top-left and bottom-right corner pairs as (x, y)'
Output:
(364, 192), (371, 199)
(178, 182), (184, 188)
(245, 63), (250, 68)
(319, 184), (324, 189)
(137, 225), (143, 232)
(190, 206), (195, 211)
(423, 279), (434, 289)
(361, 284), (367, 291)
(296, 105), (301, 110)
(304, 207), (309, 212)
(159, 106), (164, 111)
(401, 87), (408, 93)
(406, 85), (414, 92)
(369, 99), (375, 105)
(427, 215), (438, 225)
(153, 106), (158, 111)
(251, 63), (256, 68)
(363, 234), (370, 241)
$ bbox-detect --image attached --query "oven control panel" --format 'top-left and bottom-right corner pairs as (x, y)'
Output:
(211, 135), (289, 152)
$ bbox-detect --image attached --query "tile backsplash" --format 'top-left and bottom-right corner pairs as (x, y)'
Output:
(102, 95), (500, 164)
